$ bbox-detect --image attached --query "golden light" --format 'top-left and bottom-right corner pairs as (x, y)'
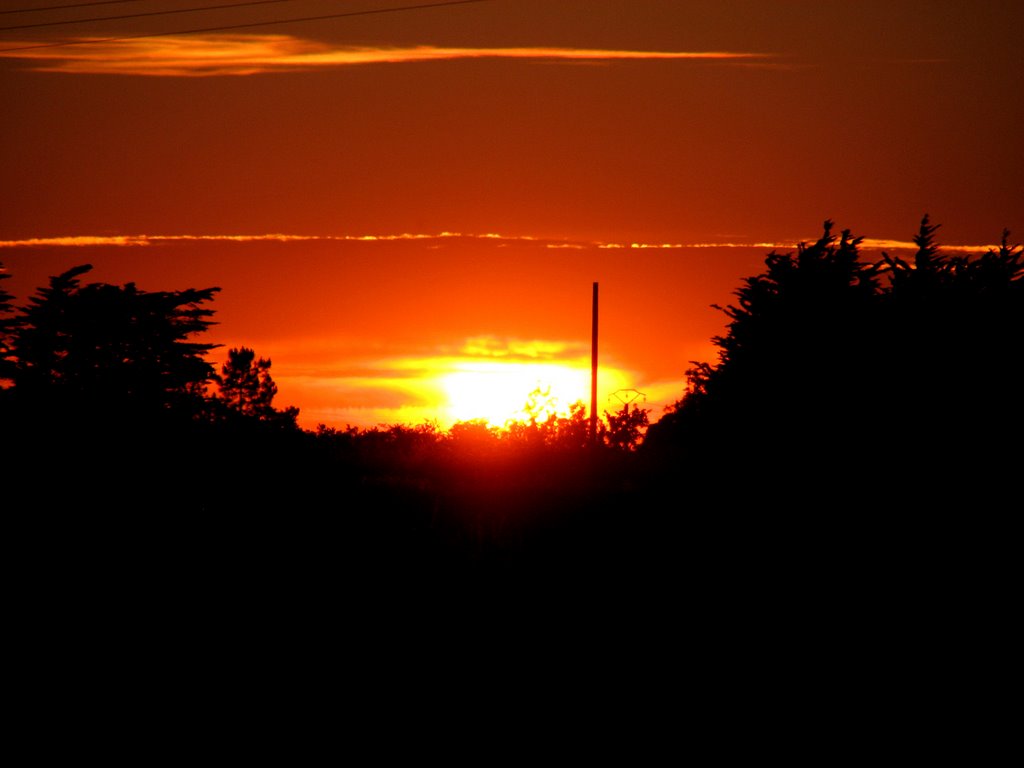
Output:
(261, 336), (637, 432)
(439, 361), (590, 427)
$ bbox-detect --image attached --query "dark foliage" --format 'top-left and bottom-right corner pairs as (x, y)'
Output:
(604, 403), (650, 451)
(0, 265), (313, 517)
(647, 222), (881, 473)
(4, 226), (1019, 666)
(646, 217), (1023, 504)
(635, 219), (1020, 672)
(0, 262), (15, 385)
(7, 264), (220, 417)
(876, 218), (1024, 466)
(211, 346), (300, 429)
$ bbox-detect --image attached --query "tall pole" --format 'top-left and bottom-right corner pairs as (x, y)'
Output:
(590, 281), (599, 445)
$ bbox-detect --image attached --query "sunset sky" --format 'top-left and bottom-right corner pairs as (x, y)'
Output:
(2, 0), (1021, 430)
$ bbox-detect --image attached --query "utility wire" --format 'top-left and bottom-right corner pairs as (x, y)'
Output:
(2, 1), (147, 14)
(0, 0), (496, 51)
(1, 0), (301, 31)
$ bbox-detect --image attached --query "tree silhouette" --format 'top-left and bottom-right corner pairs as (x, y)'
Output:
(649, 221), (880, 469)
(555, 401), (593, 450)
(213, 346), (300, 430)
(503, 386), (562, 447)
(647, 217), (1023, 497)
(0, 262), (15, 385)
(8, 264), (220, 417)
(603, 403), (649, 451)
(501, 392), (605, 451)
(876, 217), (1024, 470)
(217, 347), (277, 416)
(0, 265), (225, 513)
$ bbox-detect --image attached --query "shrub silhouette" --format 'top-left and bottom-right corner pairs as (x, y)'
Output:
(604, 403), (650, 451)
(646, 217), (1023, 504)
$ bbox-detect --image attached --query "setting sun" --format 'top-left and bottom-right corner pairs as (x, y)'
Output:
(440, 361), (588, 427)
(437, 357), (634, 428)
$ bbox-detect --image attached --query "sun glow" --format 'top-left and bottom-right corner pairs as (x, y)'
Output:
(440, 361), (591, 428)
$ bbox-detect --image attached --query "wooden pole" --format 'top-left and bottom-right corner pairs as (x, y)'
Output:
(590, 281), (598, 445)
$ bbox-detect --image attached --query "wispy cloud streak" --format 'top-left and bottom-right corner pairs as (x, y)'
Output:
(0, 34), (770, 76)
(598, 238), (1000, 254)
(0, 232), (1001, 254)
(0, 232), (521, 248)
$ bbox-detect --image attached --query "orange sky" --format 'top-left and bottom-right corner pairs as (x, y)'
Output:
(2, 1), (1021, 430)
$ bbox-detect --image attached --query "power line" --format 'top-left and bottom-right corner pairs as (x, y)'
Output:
(2, 1), (147, 14)
(1, 0), (300, 32)
(0, 0), (497, 52)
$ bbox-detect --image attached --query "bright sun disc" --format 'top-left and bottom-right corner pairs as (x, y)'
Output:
(440, 361), (589, 427)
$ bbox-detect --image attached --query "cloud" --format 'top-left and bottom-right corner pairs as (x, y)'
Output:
(598, 238), (1001, 254)
(0, 232), (519, 248)
(0, 234), (317, 248)
(598, 241), (784, 250)
(859, 238), (992, 253)
(0, 35), (770, 77)
(1, 231), (1001, 254)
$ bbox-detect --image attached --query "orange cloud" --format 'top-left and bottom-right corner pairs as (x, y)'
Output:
(1, 232), (1002, 255)
(0, 232), (527, 248)
(598, 238), (1004, 254)
(0, 35), (770, 77)
(859, 238), (994, 253)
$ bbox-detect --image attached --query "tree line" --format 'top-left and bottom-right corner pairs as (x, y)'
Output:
(2, 215), (1020, 517)
(0, 263), (296, 427)
(2, 216), (1019, 615)
(646, 216), (1023, 508)
(0, 259), (649, 445)
(0, 259), (653, 523)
